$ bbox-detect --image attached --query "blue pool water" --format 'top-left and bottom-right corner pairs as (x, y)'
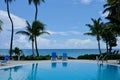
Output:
(0, 62), (120, 80)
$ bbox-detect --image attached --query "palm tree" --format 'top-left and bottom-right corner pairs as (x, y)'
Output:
(84, 18), (103, 54)
(0, 20), (3, 32)
(16, 21), (35, 56)
(12, 47), (23, 60)
(101, 23), (113, 53)
(28, 0), (45, 56)
(103, 0), (120, 34)
(4, 0), (14, 59)
(28, 0), (45, 20)
(32, 20), (49, 56)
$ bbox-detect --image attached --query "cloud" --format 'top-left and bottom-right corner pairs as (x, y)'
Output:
(72, 0), (92, 5)
(81, 0), (92, 4)
(47, 30), (81, 36)
(13, 35), (31, 49)
(0, 10), (27, 30)
(0, 10), (27, 49)
(99, 11), (109, 17)
(11, 34), (120, 49)
(65, 38), (98, 48)
(13, 34), (101, 49)
(72, 0), (105, 5)
(48, 30), (68, 36)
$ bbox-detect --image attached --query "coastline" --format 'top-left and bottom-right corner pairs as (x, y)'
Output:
(0, 60), (119, 69)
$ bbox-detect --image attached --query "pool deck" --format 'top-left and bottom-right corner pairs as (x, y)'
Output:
(0, 60), (120, 69)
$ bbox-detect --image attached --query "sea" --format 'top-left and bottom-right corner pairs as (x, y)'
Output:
(0, 49), (107, 58)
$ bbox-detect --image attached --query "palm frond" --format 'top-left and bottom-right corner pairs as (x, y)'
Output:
(84, 32), (95, 36)
(0, 20), (3, 31)
(26, 20), (31, 27)
(16, 31), (30, 36)
(28, 0), (32, 4)
(4, 0), (14, 3)
(39, 31), (50, 35)
(86, 24), (93, 28)
(32, 20), (45, 30)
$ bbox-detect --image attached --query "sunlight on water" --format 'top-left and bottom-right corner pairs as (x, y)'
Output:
(0, 62), (120, 80)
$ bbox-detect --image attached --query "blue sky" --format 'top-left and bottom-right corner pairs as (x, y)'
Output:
(0, 0), (120, 49)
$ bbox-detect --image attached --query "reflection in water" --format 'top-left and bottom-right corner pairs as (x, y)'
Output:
(51, 62), (57, 68)
(34, 63), (38, 80)
(26, 63), (39, 80)
(51, 62), (68, 68)
(8, 68), (12, 80)
(3, 66), (22, 80)
(62, 62), (67, 67)
(97, 64), (120, 80)
(1, 62), (120, 80)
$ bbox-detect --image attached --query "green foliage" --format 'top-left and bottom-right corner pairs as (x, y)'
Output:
(68, 56), (76, 59)
(103, 0), (120, 35)
(28, 0), (45, 5)
(84, 18), (103, 41)
(77, 53), (120, 60)
(20, 55), (51, 60)
(77, 54), (99, 60)
(84, 18), (103, 54)
(12, 47), (23, 56)
(0, 55), (4, 60)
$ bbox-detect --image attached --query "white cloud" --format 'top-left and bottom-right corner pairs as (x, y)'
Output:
(72, 0), (105, 5)
(47, 30), (81, 36)
(0, 10), (27, 30)
(48, 30), (68, 36)
(65, 38), (98, 48)
(10, 34), (120, 49)
(81, 0), (92, 4)
(99, 11), (109, 17)
(14, 36), (101, 49)
(13, 35), (31, 49)
(0, 10), (27, 49)
(72, 0), (92, 5)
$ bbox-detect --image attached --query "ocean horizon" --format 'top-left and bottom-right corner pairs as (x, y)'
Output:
(0, 49), (107, 58)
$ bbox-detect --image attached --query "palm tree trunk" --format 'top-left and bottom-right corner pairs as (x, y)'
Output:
(106, 41), (109, 54)
(32, 40), (35, 56)
(35, 4), (38, 21)
(34, 63), (38, 80)
(31, 64), (35, 80)
(35, 36), (39, 56)
(6, 1), (14, 59)
(35, 4), (39, 56)
(98, 40), (101, 54)
(109, 45), (112, 54)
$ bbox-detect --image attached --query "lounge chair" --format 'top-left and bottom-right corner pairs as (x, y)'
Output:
(62, 53), (67, 61)
(51, 62), (57, 68)
(0, 55), (10, 65)
(116, 50), (119, 54)
(51, 52), (57, 61)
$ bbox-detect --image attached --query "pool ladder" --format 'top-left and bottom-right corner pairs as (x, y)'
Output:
(97, 54), (108, 64)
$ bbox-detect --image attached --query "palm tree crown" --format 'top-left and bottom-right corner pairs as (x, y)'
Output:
(28, 0), (45, 5)
(32, 20), (49, 56)
(84, 18), (103, 54)
(103, 0), (120, 27)
(16, 21), (35, 56)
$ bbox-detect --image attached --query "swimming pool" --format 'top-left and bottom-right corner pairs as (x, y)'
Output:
(0, 61), (120, 80)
